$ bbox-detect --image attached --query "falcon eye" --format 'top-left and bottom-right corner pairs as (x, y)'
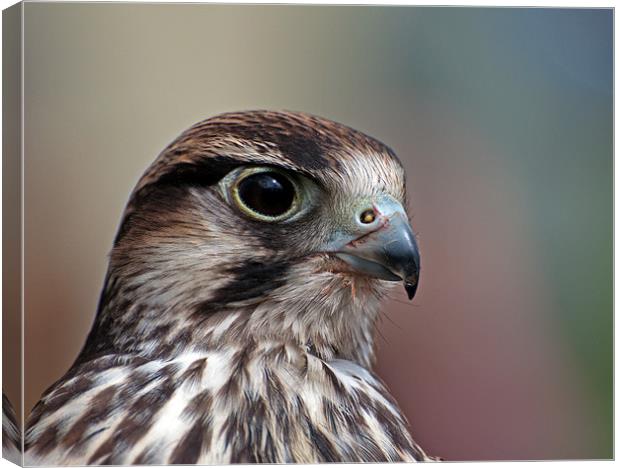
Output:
(231, 170), (299, 221)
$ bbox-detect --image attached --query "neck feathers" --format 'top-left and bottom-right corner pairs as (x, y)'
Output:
(78, 259), (390, 369)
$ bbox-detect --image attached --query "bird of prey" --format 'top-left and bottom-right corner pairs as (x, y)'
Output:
(24, 111), (434, 464)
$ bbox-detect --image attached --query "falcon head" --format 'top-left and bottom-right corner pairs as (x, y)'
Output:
(86, 111), (420, 367)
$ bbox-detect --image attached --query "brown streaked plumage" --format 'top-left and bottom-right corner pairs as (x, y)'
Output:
(24, 110), (435, 464)
(3, 392), (21, 465)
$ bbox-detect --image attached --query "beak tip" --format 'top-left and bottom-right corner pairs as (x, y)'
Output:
(404, 280), (418, 300)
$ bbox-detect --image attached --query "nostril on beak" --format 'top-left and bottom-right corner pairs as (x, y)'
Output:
(359, 208), (377, 224)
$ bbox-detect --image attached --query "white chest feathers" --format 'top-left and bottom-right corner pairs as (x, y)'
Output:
(25, 344), (431, 464)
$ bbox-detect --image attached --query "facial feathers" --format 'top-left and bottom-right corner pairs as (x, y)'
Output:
(23, 110), (434, 464)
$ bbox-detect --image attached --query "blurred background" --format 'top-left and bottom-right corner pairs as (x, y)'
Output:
(19, 4), (611, 460)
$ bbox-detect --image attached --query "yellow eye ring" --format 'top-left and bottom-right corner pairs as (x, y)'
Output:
(230, 168), (300, 222)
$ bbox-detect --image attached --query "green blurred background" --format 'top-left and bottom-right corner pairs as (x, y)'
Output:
(20, 4), (612, 460)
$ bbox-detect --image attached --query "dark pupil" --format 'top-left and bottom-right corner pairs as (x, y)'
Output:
(237, 172), (295, 217)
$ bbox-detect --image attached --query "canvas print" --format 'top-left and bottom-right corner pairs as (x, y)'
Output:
(2, 3), (613, 465)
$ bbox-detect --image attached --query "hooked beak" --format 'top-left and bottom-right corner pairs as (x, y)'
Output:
(330, 197), (420, 300)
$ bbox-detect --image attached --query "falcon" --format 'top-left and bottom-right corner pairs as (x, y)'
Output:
(24, 111), (434, 464)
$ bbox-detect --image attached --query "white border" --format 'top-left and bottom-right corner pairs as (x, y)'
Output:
(0, 1), (614, 467)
